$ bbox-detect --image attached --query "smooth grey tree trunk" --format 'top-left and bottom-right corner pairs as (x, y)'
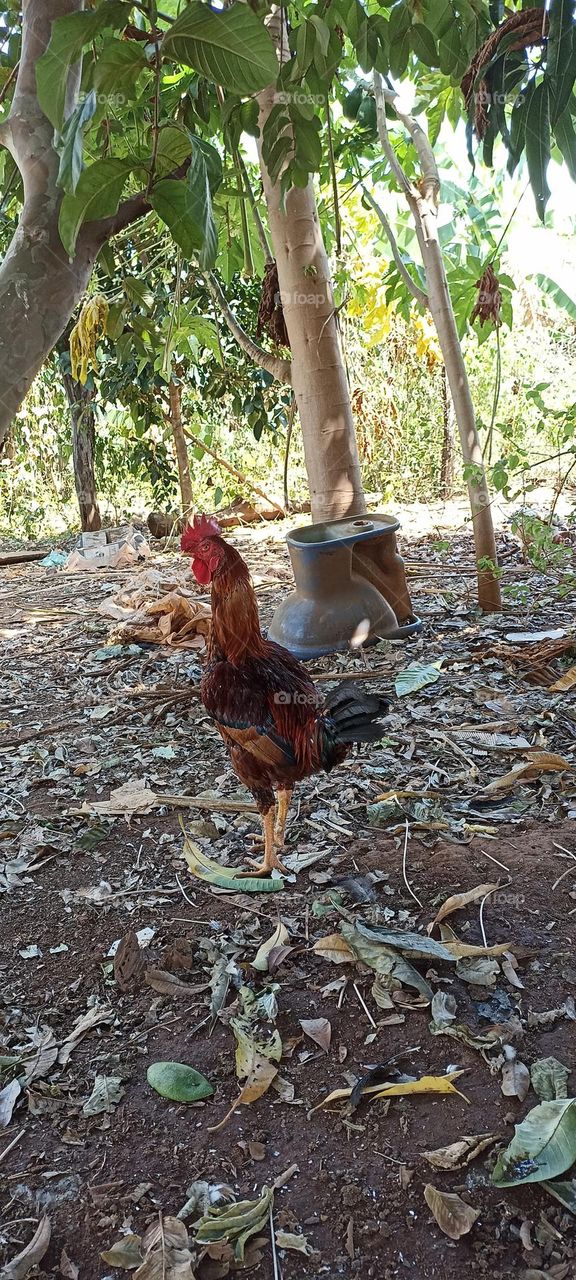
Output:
(62, 372), (101, 531)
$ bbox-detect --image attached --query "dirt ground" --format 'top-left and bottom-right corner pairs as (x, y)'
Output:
(1, 515), (576, 1280)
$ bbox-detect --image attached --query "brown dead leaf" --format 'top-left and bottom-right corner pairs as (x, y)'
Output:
(399, 1165), (414, 1189)
(502, 952), (524, 989)
(58, 1005), (114, 1066)
(549, 664), (576, 692)
(422, 1134), (499, 1170)
(252, 922), (290, 973)
(501, 1057), (530, 1101)
(300, 1018), (331, 1053)
(134, 1216), (195, 1280)
(485, 752), (574, 794)
(22, 1025), (58, 1085)
(248, 1140), (266, 1161)
(311, 934), (355, 964)
(145, 968), (207, 998)
(2, 1216), (51, 1280)
(114, 931), (145, 991)
(59, 1248), (79, 1280)
(423, 1185), (479, 1239)
(431, 883), (499, 930)
(208, 1058), (278, 1134)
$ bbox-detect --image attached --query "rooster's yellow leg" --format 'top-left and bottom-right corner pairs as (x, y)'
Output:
(243, 808), (289, 876)
(274, 788), (293, 848)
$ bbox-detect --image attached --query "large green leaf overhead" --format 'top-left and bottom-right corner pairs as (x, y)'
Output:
(161, 2), (278, 96)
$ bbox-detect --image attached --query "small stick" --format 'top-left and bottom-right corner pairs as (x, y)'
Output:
(269, 1205), (282, 1280)
(337, 981), (347, 1010)
(552, 842), (576, 861)
(0, 1129), (26, 1168)
(402, 819), (423, 909)
(353, 983), (377, 1029)
(552, 864), (576, 891)
(478, 847), (511, 873)
(272, 1162), (299, 1190)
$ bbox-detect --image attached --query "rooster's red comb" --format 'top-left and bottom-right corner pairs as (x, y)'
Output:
(180, 513), (222, 553)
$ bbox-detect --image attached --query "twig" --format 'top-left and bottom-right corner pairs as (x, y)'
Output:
(402, 819), (422, 909)
(175, 873), (197, 909)
(552, 842), (576, 861)
(479, 893), (489, 949)
(204, 272), (291, 385)
(552, 865), (576, 891)
(361, 184), (428, 308)
(0, 1129), (26, 1168)
(181, 423), (286, 517)
(270, 1205), (282, 1280)
(478, 847), (511, 873)
(272, 1162), (299, 1190)
(353, 982), (377, 1029)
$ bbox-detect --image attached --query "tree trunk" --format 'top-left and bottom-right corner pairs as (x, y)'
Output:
(63, 373), (102, 531)
(0, 1), (98, 452)
(440, 365), (456, 498)
(0, 0), (152, 454)
(257, 10), (365, 523)
(168, 378), (193, 516)
(373, 74), (501, 611)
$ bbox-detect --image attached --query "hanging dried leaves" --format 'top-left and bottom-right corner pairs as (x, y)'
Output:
(470, 266), (502, 328)
(461, 9), (548, 138)
(256, 261), (290, 348)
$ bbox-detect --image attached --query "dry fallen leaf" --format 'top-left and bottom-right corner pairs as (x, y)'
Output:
(424, 1185), (479, 1239)
(100, 1236), (143, 1270)
(252, 922), (290, 972)
(431, 883), (499, 930)
(548, 664), (576, 692)
(114, 931), (145, 991)
(58, 1005), (114, 1066)
(311, 934), (355, 964)
(0, 1078), (21, 1127)
(145, 968), (207, 997)
(300, 1018), (331, 1053)
(59, 1248), (80, 1280)
(311, 1070), (468, 1113)
(485, 752), (574, 794)
(275, 1230), (312, 1254)
(501, 1058), (530, 1102)
(422, 1134), (499, 1170)
(2, 1216), (51, 1280)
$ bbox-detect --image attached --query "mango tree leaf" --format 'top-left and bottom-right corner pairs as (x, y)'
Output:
(147, 1060), (213, 1103)
(554, 106), (576, 181)
(312, 1070), (468, 1113)
(340, 922), (433, 999)
(83, 1074), (125, 1115)
(354, 921), (455, 961)
(530, 1056), (571, 1101)
(58, 156), (135, 258)
(187, 138), (218, 268)
(56, 90), (97, 194)
(36, 1), (130, 129)
(493, 1099), (576, 1186)
(541, 1176), (576, 1215)
(93, 37), (149, 98)
(525, 79), (552, 221)
(534, 272), (576, 320)
(161, 3), (279, 97)
(395, 661), (443, 696)
(194, 1187), (273, 1263)
(546, 0), (576, 122)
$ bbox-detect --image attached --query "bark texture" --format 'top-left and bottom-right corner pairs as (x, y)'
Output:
(440, 365), (456, 498)
(63, 373), (102, 531)
(257, 9), (365, 523)
(168, 379), (193, 516)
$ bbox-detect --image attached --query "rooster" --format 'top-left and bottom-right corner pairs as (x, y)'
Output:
(181, 515), (388, 876)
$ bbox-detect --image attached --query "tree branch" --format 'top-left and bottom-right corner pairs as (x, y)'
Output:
(360, 183), (428, 308)
(374, 73), (440, 207)
(204, 271), (292, 384)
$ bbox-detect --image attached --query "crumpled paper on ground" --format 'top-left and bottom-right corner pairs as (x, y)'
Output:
(97, 567), (211, 649)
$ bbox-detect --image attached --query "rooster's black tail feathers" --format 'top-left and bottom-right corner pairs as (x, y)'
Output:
(323, 682), (389, 745)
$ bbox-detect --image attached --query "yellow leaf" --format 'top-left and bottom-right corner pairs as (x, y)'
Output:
(311, 1070), (467, 1113)
(430, 883), (500, 930)
(485, 751), (574, 794)
(311, 934), (355, 964)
